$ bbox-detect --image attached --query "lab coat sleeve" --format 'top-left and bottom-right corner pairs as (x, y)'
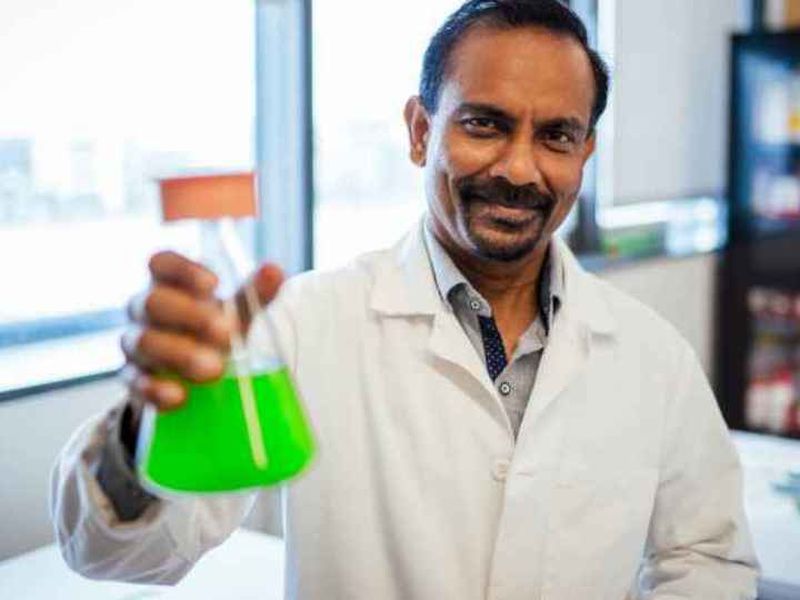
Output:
(93, 403), (160, 522)
(49, 397), (257, 585)
(636, 345), (760, 599)
(49, 281), (300, 585)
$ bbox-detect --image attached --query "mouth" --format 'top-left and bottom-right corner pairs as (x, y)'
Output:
(468, 197), (551, 227)
(482, 202), (541, 221)
(465, 189), (553, 210)
(454, 183), (554, 261)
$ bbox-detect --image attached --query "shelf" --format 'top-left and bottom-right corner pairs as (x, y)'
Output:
(750, 217), (800, 238)
(752, 141), (800, 156)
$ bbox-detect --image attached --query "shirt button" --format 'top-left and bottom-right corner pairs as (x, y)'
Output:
(492, 459), (510, 482)
(499, 381), (512, 396)
(469, 299), (481, 311)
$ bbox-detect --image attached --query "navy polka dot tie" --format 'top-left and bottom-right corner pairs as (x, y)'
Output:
(478, 315), (507, 381)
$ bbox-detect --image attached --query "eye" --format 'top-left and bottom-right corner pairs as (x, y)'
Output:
(542, 129), (577, 152)
(460, 117), (505, 137)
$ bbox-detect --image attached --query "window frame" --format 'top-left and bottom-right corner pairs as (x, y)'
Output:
(3, 0), (746, 400)
(0, 0), (312, 401)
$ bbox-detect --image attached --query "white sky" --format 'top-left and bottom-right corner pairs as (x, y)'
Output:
(313, 0), (461, 123)
(0, 0), (254, 159)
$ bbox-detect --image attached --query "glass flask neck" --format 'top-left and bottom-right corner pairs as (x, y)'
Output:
(200, 218), (254, 298)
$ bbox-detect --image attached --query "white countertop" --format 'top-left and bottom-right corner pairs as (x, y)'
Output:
(1, 431), (798, 598)
(731, 431), (800, 590)
(0, 528), (284, 599)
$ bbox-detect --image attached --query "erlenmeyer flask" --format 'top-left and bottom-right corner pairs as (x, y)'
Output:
(136, 172), (315, 494)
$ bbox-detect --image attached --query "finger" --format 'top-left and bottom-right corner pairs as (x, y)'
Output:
(142, 285), (232, 349)
(126, 290), (148, 325)
(233, 264), (285, 333)
(148, 251), (218, 299)
(121, 327), (224, 383)
(133, 373), (187, 412)
(120, 365), (187, 411)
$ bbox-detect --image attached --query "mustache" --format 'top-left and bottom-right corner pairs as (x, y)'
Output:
(456, 176), (555, 210)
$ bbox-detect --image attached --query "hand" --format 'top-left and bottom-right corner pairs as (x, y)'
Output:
(120, 251), (284, 421)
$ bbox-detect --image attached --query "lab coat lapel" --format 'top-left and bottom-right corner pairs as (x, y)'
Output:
(427, 308), (496, 396)
(369, 218), (503, 403)
(521, 239), (617, 429)
(523, 304), (589, 428)
(368, 217), (440, 318)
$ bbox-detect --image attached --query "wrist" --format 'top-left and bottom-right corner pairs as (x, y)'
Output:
(120, 401), (141, 466)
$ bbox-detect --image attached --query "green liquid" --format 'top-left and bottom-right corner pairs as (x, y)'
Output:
(137, 367), (315, 494)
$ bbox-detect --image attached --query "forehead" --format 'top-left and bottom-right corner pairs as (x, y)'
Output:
(442, 25), (595, 123)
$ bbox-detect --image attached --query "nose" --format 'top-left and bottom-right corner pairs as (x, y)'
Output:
(488, 137), (545, 188)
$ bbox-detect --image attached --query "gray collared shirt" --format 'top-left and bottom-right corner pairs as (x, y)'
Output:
(422, 218), (563, 439)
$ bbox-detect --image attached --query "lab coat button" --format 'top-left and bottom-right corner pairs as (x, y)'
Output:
(492, 459), (510, 482)
(499, 381), (512, 396)
(469, 299), (481, 311)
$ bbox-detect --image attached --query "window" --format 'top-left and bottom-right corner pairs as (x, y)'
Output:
(596, 0), (738, 206)
(310, 0), (732, 269)
(3, 0), (747, 395)
(312, 0), (465, 270)
(0, 0), (256, 395)
(589, 0), (740, 255)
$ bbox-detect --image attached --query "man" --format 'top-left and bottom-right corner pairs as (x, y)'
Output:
(51, 1), (759, 598)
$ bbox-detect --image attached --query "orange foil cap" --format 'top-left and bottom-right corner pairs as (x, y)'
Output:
(159, 172), (257, 221)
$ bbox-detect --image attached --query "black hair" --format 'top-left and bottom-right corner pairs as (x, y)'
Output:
(420, 0), (610, 131)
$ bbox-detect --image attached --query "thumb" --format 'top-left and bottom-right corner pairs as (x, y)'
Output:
(251, 263), (285, 305)
(233, 263), (285, 333)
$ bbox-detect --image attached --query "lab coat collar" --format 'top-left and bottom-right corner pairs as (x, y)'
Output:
(369, 217), (617, 337)
(554, 236), (617, 336)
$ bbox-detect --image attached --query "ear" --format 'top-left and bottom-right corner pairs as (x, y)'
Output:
(404, 96), (431, 167)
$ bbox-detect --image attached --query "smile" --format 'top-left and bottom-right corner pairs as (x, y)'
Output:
(472, 201), (548, 225)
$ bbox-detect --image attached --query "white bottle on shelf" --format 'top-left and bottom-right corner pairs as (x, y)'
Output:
(757, 78), (790, 144)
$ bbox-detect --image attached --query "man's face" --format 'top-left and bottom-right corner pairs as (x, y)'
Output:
(405, 25), (597, 263)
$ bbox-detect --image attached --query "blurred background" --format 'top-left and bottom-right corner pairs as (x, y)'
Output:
(1, 0), (800, 598)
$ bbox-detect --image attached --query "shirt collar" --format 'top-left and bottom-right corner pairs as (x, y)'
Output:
(422, 215), (563, 334)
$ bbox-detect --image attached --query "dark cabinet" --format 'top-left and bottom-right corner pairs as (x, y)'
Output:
(717, 32), (800, 439)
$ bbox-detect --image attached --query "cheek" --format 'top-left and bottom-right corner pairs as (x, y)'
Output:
(430, 133), (497, 217)
(541, 154), (585, 202)
(438, 129), (500, 180)
(539, 156), (584, 230)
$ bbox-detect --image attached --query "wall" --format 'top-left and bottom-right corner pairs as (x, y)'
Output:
(610, 0), (742, 203)
(600, 253), (718, 375)
(0, 378), (120, 561)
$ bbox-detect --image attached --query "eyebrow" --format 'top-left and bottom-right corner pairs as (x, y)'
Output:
(456, 102), (588, 136)
(540, 117), (587, 137)
(456, 102), (514, 122)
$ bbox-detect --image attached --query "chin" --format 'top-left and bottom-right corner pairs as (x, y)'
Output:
(464, 222), (545, 263)
(457, 203), (552, 262)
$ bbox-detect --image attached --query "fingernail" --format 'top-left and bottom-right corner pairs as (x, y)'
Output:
(192, 348), (222, 377)
(199, 270), (218, 294)
(158, 383), (185, 406)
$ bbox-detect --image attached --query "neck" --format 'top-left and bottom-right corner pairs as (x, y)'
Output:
(431, 220), (550, 327)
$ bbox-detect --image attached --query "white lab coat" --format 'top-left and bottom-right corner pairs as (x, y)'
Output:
(51, 220), (759, 599)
